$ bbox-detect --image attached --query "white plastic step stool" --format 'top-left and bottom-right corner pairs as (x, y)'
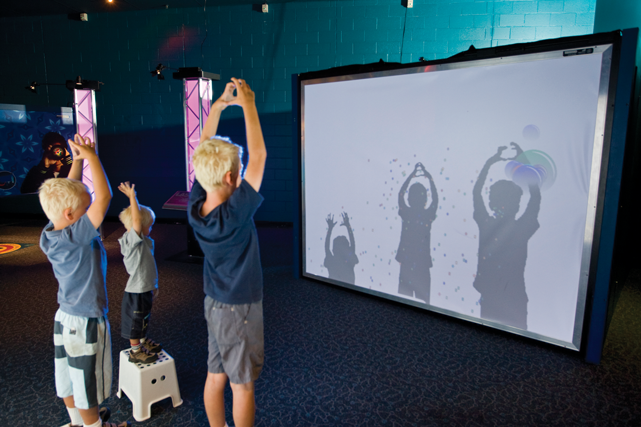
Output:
(117, 349), (183, 421)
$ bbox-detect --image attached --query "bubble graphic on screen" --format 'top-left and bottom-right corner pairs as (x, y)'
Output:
(505, 150), (557, 191)
(522, 124), (540, 140)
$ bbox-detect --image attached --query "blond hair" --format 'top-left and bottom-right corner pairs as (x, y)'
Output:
(192, 136), (243, 192)
(38, 178), (89, 221)
(118, 205), (156, 230)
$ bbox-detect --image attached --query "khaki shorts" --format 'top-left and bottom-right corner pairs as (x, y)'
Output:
(204, 296), (264, 384)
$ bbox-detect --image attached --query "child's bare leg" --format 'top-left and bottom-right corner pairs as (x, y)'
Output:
(204, 372), (228, 427)
(78, 406), (100, 425)
(62, 395), (84, 426)
(130, 339), (140, 347)
(62, 395), (75, 408)
(230, 381), (255, 427)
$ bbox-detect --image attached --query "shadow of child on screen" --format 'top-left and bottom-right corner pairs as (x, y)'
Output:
(324, 212), (359, 285)
(473, 142), (541, 330)
(396, 162), (438, 304)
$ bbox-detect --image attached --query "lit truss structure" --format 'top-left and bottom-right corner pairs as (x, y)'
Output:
(183, 78), (213, 191)
(74, 88), (98, 197)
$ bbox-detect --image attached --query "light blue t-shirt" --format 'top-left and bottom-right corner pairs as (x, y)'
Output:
(118, 228), (158, 293)
(40, 214), (108, 318)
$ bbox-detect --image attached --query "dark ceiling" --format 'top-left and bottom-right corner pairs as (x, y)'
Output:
(0, 0), (301, 18)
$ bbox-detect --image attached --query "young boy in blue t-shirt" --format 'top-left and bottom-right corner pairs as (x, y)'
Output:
(187, 77), (267, 427)
(39, 134), (129, 427)
(117, 181), (162, 364)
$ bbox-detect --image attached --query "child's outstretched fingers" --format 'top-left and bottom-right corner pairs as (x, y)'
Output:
(341, 212), (350, 227)
(326, 214), (336, 228)
(118, 181), (136, 198)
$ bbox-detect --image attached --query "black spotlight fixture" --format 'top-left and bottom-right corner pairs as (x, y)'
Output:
(25, 81), (39, 93)
(151, 63), (166, 80)
(65, 76), (102, 91)
(24, 78), (100, 94)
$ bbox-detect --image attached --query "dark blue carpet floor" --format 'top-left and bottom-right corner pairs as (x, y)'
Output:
(1, 219), (640, 426)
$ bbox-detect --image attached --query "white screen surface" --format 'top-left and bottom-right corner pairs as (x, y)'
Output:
(302, 48), (610, 348)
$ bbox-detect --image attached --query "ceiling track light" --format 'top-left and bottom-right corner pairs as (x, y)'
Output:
(151, 63), (168, 80)
(24, 77), (103, 93)
(25, 81), (39, 93)
(24, 81), (66, 94)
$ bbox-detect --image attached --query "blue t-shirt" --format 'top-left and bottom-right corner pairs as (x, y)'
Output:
(40, 214), (108, 318)
(188, 179), (264, 304)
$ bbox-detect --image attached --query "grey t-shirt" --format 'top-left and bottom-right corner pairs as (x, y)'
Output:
(118, 228), (158, 293)
(40, 214), (108, 318)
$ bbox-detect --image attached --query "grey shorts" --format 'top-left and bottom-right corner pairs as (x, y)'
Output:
(204, 296), (264, 384)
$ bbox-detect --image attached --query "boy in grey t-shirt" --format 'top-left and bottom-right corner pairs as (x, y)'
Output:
(117, 181), (161, 364)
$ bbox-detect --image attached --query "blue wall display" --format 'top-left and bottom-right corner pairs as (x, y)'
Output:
(0, 104), (75, 197)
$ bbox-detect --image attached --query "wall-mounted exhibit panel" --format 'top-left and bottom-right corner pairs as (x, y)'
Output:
(297, 33), (632, 351)
(0, 104), (75, 196)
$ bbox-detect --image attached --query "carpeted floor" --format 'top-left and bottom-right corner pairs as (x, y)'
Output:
(0, 218), (640, 426)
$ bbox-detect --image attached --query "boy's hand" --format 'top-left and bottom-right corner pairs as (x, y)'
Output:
(340, 212), (350, 228)
(414, 162), (427, 177)
(229, 78), (256, 110)
(490, 146), (508, 162)
(118, 181), (136, 199)
(68, 134), (96, 160)
(326, 214), (336, 230)
(510, 142), (524, 159)
(212, 82), (237, 111)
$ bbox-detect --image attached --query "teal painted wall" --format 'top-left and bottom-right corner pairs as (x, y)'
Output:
(594, 0), (640, 137)
(0, 0), (597, 221)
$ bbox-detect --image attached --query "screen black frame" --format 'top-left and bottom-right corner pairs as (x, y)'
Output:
(293, 30), (631, 356)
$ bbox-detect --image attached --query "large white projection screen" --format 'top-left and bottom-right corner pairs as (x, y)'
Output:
(301, 45), (613, 350)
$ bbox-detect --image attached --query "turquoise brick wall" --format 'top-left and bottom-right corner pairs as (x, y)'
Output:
(0, 0), (596, 221)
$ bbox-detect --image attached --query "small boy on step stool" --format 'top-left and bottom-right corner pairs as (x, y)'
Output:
(117, 181), (162, 363)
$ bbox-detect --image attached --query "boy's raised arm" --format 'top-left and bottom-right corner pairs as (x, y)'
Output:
(426, 171), (439, 216)
(69, 135), (112, 229)
(473, 146), (506, 221)
(200, 82), (236, 144)
(118, 182), (142, 235)
(67, 134), (85, 181)
(231, 78), (267, 192)
(398, 166), (417, 210)
(325, 214), (335, 257)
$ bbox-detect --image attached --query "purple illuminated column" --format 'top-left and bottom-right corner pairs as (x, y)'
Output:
(74, 89), (98, 197)
(183, 78), (213, 191)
